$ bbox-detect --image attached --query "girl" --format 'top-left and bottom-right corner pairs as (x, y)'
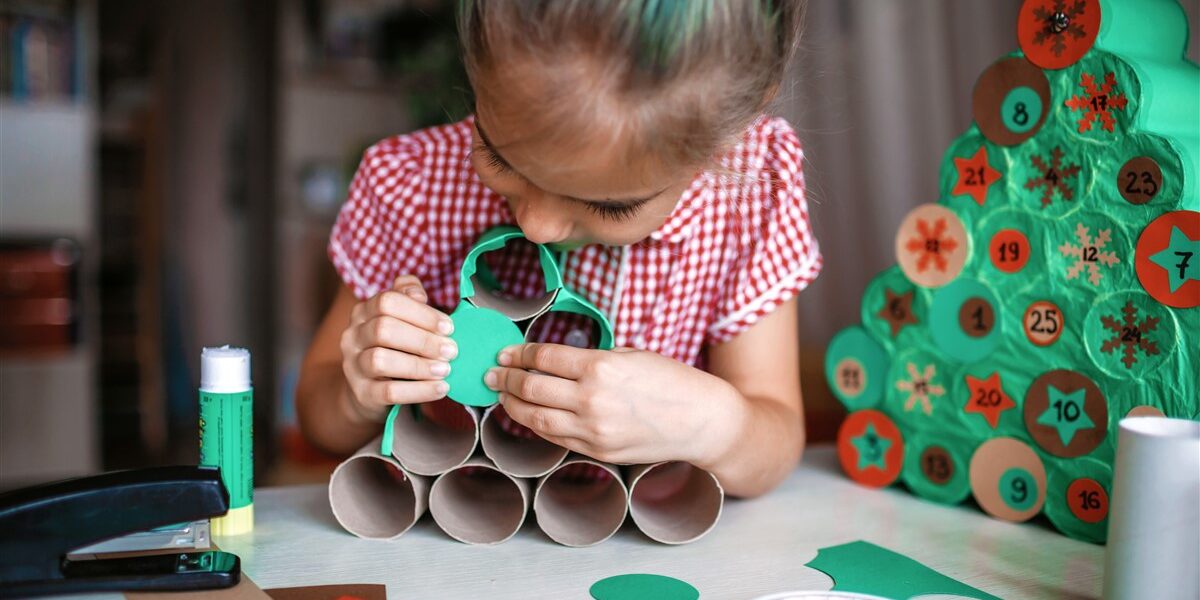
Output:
(297, 0), (821, 498)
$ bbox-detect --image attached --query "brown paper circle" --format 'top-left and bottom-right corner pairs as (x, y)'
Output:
(972, 57), (1050, 146)
(969, 437), (1047, 522)
(958, 297), (996, 338)
(1117, 157), (1164, 205)
(920, 445), (955, 485)
(1023, 301), (1065, 347)
(895, 204), (969, 288)
(1023, 370), (1108, 458)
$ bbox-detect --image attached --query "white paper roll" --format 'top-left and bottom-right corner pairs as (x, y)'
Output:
(1103, 417), (1200, 600)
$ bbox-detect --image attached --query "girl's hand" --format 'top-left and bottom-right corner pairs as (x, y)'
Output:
(484, 344), (741, 466)
(339, 275), (458, 422)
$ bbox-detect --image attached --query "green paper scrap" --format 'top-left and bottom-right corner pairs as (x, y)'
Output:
(589, 574), (699, 600)
(445, 302), (526, 407)
(804, 540), (1001, 600)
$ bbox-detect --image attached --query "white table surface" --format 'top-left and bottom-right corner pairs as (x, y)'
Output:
(208, 446), (1104, 600)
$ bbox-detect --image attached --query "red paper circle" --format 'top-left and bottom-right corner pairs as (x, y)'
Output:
(1066, 477), (1109, 523)
(837, 409), (904, 488)
(1018, 0), (1101, 70)
(1135, 210), (1200, 308)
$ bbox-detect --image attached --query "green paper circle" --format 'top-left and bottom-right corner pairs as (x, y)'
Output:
(928, 279), (1003, 363)
(1082, 290), (1178, 380)
(589, 574), (699, 600)
(445, 303), (526, 407)
(1000, 86), (1042, 134)
(998, 467), (1039, 512)
(1044, 456), (1112, 544)
(901, 432), (973, 505)
(825, 327), (890, 411)
(882, 347), (963, 435)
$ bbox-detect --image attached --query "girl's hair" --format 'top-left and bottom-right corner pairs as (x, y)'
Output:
(458, 0), (804, 170)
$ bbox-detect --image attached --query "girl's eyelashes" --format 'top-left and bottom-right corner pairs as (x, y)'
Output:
(584, 201), (643, 222)
(473, 142), (515, 175)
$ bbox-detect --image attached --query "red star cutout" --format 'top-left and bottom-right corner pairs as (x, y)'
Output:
(952, 146), (1002, 206)
(877, 288), (919, 336)
(963, 372), (1016, 429)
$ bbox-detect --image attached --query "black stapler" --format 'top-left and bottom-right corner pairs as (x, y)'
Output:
(0, 466), (241, 597)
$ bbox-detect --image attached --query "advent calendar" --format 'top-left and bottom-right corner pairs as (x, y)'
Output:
(825, 0), (1199, 543)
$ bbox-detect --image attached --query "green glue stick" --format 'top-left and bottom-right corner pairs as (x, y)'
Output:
(199, 345), (254, 535)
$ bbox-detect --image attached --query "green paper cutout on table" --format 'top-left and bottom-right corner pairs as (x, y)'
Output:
(825, 0), (1200, 543)
(805, 540), (1002, 600)
(589, 574), (699, 600)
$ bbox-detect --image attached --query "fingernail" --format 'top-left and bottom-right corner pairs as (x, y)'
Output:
(497, 351), (511, 366)
(403, 286), (425, 300)
(484, 369), (498, 390)
(435, 381), (449, 395)
(440, 342), (458, 360)
(438, 319), (454, 335)
(430, 361), (450, 376)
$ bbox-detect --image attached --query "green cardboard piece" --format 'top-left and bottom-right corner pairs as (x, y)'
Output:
(589, 574), (699, 600)
(458, 225), (561, 298)
(928, 279), (1003, 364)
(825, 327), (890, 411)
(805, 540), (1002, 600)
(545, 286), (616, 350)
(901, 431), (974, 505)
(445, 302), (526, 407)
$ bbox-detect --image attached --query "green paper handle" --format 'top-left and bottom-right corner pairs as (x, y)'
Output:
(459, 225), (562, 298)
(545, 287), (615, 350)
(380, 404), (400, 456)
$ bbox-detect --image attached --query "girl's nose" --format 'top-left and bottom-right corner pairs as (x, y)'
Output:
(512, 197), (571, 245)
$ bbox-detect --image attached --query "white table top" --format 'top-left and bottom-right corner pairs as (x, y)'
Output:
(210, 446), (1104, 600)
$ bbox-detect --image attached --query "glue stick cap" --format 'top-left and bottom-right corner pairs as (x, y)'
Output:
(200, 346), (251, 393)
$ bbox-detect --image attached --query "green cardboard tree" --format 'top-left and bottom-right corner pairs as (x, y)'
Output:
(825, 0), (1199, 543)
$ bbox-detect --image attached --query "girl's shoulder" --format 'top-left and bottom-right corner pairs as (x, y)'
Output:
(358, 118), (476, 179)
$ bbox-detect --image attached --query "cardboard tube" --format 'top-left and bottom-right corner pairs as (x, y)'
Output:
(429, 457), (531, 545)
(390, 400), (479, 476)
(533, 456), (627, 547)
(328, 437), (430, 540)
(626, 461), (723, 545)
(468, 278), (556, 322)
(1103, 417), (1200, 600)
(480, 404), (569, 478)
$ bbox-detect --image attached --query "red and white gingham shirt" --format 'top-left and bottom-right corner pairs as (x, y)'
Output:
(330, 116), (821, 464)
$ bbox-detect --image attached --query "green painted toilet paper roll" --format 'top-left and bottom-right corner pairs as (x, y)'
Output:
(901, 431), (974, 505)
(882, 346), (963, 434)
(825, 326), (891, 411)
(1082, 290), (1179, 381)
(1044, 456), (1112, 543)
(928, 278), (1004, 363)
(860, 266), (931, 351)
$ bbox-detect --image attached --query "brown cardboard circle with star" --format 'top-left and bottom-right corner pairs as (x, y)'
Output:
(969, 437), (1047, 522)
(836, 409), (904, 488)
(972, 57), (1051, 145)
(1023, 370), (1108, 458)
(895, 204), (969, 288)
(1018, 0), (1101, 70)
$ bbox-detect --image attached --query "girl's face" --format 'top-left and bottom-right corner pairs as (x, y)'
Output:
(469, 69), (697, 249)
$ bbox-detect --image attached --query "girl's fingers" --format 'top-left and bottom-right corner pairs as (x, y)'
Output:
(498, 343), (593, 380)
(368, 379), (449, 406)
(486, 367), (578, 410)
(390, 275), (428, 302)
(358, 289), (453, 336)
(359, 316), (458, 361)
(358, 347), (450, 380)
(499, 392), (582, 438)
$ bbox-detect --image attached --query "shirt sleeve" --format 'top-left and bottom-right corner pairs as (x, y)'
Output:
(328, 138), (430, 300)
(706, 119), (823, 344)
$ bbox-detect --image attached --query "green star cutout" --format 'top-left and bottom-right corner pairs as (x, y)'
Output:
(851, 422), (891, 471)
(1149, 226), (1200, 293)
(1036, 385), (1095, 447)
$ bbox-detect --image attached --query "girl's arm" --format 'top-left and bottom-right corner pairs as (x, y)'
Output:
(485, 298), (805, 498)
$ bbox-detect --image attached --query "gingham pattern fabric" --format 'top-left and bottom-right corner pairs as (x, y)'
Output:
(330, 116), (822, 465)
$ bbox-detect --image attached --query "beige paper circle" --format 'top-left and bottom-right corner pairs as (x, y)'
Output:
(1125, 405), (1166, 418)
(969, 437), (1047, 522)
(895, 204), (969, 288)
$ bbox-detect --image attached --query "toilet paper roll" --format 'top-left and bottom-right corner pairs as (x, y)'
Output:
(1103, 417), (1200, 600)
(387, 400), (480, 476)
(626, 462), (723, 545)
(328, 437), (430, 540)
(428, 456), (531, 545)
(533, 456), (627, 547)
(479, 404), (570, 478)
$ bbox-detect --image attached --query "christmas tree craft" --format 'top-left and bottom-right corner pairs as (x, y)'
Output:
(825, 0), (1199, 544)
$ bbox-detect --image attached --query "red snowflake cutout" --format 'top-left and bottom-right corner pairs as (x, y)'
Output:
(904, 218), (959, 273)
(1032, 1), (1089, 57)
(1024, 147), (1081, 208)
(1065, 72), (1128, 133)
(1100, 301), (1160, 369)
